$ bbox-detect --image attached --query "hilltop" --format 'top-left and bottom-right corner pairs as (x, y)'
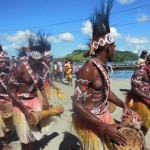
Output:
(62, 49), (138, 62)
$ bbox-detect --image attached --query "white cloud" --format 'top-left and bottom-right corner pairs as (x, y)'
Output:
(117, 0), (136, 5)
(135, 45), (145, 50)
(125, 35), (149, 44)
(117, 49), (125, 51)
(78, 44), (88, 50)
(5, 30), (31, 43)
(3, 30), (33, 51)
(110, 27), (122, 39)
(136, 14), (149, 22)
(81, 21), (122, 39)
(3, 30), (74, 52)
(59, 32), (74, 41)
(81, 21), (92, 37)
(48, 32), (74, 43)
(47, 36), (61, 43)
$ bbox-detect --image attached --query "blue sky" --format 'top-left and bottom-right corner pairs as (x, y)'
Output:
(0, 0), (150, 58)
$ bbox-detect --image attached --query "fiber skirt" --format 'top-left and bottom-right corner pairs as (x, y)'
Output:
(13, 96), (54, 144)
(72, 110), (114, 150)
(126, 91), (150, 128)
(0, 99), (13, 138)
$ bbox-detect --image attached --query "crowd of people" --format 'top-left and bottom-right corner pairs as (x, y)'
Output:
(0, 0), (150, 150)
(52, 58), (73, 86)
(10, 56), (74, 87)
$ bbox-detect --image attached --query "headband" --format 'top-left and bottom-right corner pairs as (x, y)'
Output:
(30, 51), (42, 60)
(20, 56), (27, 61)
(91, 33), (115, 53)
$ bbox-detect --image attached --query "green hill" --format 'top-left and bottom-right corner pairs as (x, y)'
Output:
(62, 49), (138, 62)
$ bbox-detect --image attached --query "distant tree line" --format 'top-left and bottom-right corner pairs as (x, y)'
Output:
(61, 49), (138, 62)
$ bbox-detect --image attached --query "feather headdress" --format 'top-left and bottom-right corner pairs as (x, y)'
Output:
(83, 0), (114, 57)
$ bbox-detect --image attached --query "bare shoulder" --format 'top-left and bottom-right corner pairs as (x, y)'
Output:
(12, 62), (25, 74)
(76, 61), (95, 80)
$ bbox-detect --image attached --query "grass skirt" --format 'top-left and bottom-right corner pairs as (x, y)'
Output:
(0, 115), (13, 138)
(0, 99), (13, 138)
(72, 110), (114, 150)
(13, 96), (54, 144)
(126, 91), (150, 129)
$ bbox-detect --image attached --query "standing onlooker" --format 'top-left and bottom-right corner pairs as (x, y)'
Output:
(49, 55), (54, 81)
(57, 59), (64, 83)
(64, 58), (73, 86)
(137, 50), (148, 65)
(53, 60), (58, 81)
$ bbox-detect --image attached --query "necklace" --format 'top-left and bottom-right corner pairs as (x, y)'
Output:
(92, 58), (113, 75)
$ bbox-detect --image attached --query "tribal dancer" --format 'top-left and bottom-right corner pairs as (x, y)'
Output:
(126, 54), (150, 135)
(71, 1), (132, 149)
(37, 32), (61, 102)
(42, 51), (64, 100)
(0, 45), (13, 150)
(7, 36), (64, 150)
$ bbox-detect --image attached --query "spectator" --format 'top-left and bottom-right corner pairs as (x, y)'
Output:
(64, 58), (73, 86)
(137, 50), (148, 65)
(53, 60), (58, 81)
(57, 59), (64, 83)
(49, 55), (54, 81)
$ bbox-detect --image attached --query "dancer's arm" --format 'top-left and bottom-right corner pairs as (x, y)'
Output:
(108, 91), (132, 115)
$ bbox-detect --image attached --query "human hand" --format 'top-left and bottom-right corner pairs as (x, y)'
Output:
(102, 124), (127, 146)
(123, 104), (132, 115)
(43, 101), (50, 110)
(24, 106), (35, 123)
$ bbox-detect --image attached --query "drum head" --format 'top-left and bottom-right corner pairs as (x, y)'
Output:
(114, 127), (145, 150)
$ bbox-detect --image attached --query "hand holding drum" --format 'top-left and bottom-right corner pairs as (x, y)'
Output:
(27, 105), (64, 125)
(113, 111), (145, 150)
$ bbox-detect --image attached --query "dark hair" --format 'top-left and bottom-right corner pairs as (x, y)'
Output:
(27, 31), (51, 54)
(90, 0), (114, 41)
(146, 54), (150, 61)
(17, 47), (27, 57)
(0, 44), (3, 52)
(140, 50), (148, 59)
(37, 31), (51, 52)
(141, 50), (147, 55)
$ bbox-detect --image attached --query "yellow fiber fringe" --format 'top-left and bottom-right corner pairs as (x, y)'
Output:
(72, 114), (113, 150)
(126, 92), (150, 128)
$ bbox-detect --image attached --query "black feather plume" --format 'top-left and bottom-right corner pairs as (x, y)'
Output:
(37, 31), (51, 53)
(17, 47), (27, 57)
(0, 44), (3, 52)
(90, 0), (114, 40)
